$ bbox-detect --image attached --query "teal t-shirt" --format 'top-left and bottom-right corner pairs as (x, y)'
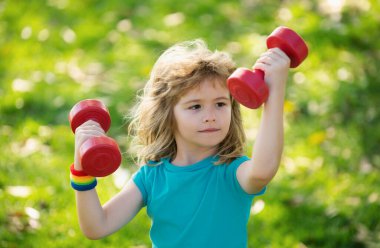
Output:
(133, 155), (266, 248)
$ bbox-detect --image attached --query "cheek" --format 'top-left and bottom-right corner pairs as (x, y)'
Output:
(178, 112), (195, 129)
(222, 107), (232, 126)
(227, 113), (232, 126)
(173, 108), (190, 133)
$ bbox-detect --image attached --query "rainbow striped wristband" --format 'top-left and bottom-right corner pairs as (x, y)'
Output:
(70, 164), (97, 191)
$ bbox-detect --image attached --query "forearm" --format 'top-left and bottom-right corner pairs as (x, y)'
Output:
(71, 121), (143, 239)
(237, 47), (289, 192)
(251, 86), (285, 180)
(75, 189), (107, 239)
(73, 156), (107, 239)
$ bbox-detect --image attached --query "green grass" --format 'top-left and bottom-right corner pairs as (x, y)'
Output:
(1, 0), (380, 247)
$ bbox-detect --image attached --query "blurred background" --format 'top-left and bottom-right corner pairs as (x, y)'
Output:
(0, 0), (379, 247)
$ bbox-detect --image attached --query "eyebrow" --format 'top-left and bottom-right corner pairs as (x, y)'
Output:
(182, 96), (230, 105)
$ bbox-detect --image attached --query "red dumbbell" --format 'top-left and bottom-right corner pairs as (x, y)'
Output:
(227, 26), (308, 109)
(69, 99), (121, 177)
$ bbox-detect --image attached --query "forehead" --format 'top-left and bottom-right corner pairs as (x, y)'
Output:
(179, 77), (229, 100)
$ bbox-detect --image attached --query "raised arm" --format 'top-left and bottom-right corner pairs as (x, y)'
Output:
(237, 48), (290, 194)
(73, 120), (144, 239)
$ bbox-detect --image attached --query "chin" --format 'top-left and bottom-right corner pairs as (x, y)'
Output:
(198, 138), (225, 148)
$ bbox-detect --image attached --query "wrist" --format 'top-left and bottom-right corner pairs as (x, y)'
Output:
(267, 86), (286, 102)
(74, 153), (83, 171)
(70, 163), (97, 191)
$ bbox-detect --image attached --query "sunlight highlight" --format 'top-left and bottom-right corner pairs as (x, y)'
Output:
(164, 12), (185, 27)
(250, 200), (265, 215)
(6, 186), (32, 198)
(278, 8), (293, 21)
(113, 167), (131, 189)
(38, 29), (50, 42)
(12, 78), (33, 92)
(61, 28), (76, 44)
(319, 0), (345, 21)
(117, 19), (132, 32)
(21, 26), (32, 40)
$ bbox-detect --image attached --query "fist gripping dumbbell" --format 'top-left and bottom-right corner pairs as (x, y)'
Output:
(69, 99), (121, 177)
(227, 26), (308, 109)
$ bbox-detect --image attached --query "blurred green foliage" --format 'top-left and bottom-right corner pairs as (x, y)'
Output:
(1, 0), (379, 247)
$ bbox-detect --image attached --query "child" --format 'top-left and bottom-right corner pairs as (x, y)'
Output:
(71, 39), (290, 247)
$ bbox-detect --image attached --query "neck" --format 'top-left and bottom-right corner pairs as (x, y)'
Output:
(171, 147), (217, 166)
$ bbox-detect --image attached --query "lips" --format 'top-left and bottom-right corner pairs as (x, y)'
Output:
(198, 128), (220, 133)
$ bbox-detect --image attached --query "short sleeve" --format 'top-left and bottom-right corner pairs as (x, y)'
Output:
(132, 166), (148, 206)
(227, 156), (267, 199)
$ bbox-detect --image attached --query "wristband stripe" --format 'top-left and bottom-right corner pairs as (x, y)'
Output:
(69, 163), (97, 191)
(70, 180), (97, 191)
(70, 174), (95, 182)
(70, 164), (89, 176)
(70, 178), (96, 185)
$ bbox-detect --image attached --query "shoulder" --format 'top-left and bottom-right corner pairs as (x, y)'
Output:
(132, 160), (164, 206)
(220, 155), (250, 173)
(228, 155), (250, 167)
(224, 156), (267, 196)
(215, 155), (265, 199)
(236, 158), (267, 195)
(134, 160), (163, 177)
(212, 155), (249, 175)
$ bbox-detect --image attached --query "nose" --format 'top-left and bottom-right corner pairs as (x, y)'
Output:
(203, 108), (216, 123)
(204, 118), (215, 123)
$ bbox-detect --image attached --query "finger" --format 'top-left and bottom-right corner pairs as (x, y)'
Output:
(258, 50), (285, 62)
(258, 49), (282, 59)
(252, 62), (270, 72)
(79, 120), (101, 128)
(267, 48), (290, 63)
(255, 56), (274, 67)
(258, 51), (271, 58)
(75, 126), (101, 134)
(76, 128), (105, 135)
(263, 50), (285, 63)
(268, 48), (286, 57)
(76, 122), (105, 131)
(76, 130), (106, 139)
(75, 126), (105, 133)
(262, 49), (291, 69)
(76, 133), (106, 147)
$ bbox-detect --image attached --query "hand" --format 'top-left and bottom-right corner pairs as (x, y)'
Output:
(253, 48), (290, 92)
(74, 120), (106, 171)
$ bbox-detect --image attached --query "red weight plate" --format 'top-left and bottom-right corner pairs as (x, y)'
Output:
(80, 136), (121, 177)
(69, 99), (111, 133)
(227, 68), (268, 109)
(267, 26), (308, 68)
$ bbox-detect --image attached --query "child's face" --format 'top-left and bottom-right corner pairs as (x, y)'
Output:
(173, 78), (231, 153)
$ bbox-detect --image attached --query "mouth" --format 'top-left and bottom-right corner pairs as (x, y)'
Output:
(198, 128), (221, 133)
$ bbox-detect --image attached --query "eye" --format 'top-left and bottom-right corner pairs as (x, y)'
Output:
(216, 102), (227, 107)
(189, 104), (201, 110)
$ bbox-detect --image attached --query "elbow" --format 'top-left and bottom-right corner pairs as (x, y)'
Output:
(256, 159), (281, 182)
(81, 227), (107, 240)
(250, 170), (276, 187)
(244, 175), (269, 195)
(252, 176), (271, 189)
(84, 233), (103, 240)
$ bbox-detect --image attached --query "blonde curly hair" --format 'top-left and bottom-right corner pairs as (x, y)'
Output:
(128, 39), (246, 165)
